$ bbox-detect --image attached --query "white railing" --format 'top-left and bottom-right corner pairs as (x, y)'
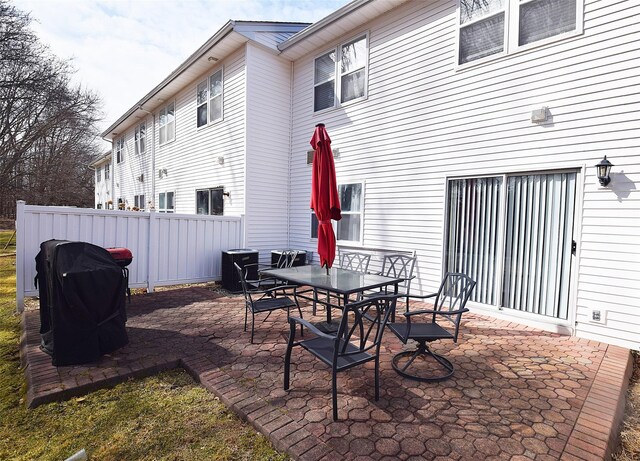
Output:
(15, 201), (244, 311)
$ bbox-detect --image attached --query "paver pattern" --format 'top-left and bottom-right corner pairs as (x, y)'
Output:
(21, 287), (631, 460)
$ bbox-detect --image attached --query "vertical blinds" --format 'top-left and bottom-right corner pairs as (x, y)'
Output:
(446, 172), (576, 319)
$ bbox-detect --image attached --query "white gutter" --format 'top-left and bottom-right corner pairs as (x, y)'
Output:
(101, 21), (236, 139)
(278, 0), (373, 52)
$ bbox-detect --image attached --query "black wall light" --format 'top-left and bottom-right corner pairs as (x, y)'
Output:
(595, 156), (613, 186)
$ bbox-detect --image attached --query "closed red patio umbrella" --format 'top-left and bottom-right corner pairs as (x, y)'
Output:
(310, 123), (341, 269)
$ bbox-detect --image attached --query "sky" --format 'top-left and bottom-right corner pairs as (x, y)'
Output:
(15, 0), (351, 147)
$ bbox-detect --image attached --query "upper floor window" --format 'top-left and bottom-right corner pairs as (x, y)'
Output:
(458, 0), (580, 65)
(104, 163), (110, 180)
(96, 167), (101, 182)
(134, 122), (146, 155)
(196, 68), (223, 128)
(115, 137), (125, 163)
(314, 34), (368, 112)
(159, 102), (175, 145)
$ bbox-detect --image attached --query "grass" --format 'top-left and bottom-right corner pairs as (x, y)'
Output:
(0, 230), (287, 461)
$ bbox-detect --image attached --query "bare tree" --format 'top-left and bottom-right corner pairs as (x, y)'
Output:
(0, 0), (103, 217)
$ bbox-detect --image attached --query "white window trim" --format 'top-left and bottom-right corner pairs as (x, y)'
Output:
(456, 0), (583, 70)
(196, 67), (224, 129)
(313, 32), (369, 114)
(134, 122), (146, 156)
(104, 163), (110, 180)
(159, 101), (176, 146)
(115, 137), (125, 164)
(310, 181), (365, 245)
(158, 191), (175, 213)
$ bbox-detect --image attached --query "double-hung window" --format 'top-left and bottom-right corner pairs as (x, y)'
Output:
(310, 182), (364, 244)
(314, 34), (368, 112)
(159, 102), (175, 145)
(158, 191), (175, 213)
(134, 123), (146, 155)
(105, 164), (110, 180)
(115, 137), (125, 163)
(96, 167), (101, 182)
(458, 0), (581, 65)
(196, 187), (224, 215)
(196, 68), (223, 128)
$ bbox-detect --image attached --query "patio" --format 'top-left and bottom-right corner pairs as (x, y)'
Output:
(21, 286), (631, 460)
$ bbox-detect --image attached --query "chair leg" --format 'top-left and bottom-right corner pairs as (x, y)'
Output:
(284, 323), (295, 391)
(374, 357), (380, 401)
(250, 312), (255, 344)
(391, 341), (455, 382)
(244, 306), (248, 332)
(332, 370), (338, 421)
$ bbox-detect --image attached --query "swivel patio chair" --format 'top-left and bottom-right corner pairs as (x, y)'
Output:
(387, 272), (475, 382)
(235, 262), (303, 343)
(284, 294), (399, 421)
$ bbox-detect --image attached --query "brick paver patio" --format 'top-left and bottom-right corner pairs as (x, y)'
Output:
(20, 287), (632, 460)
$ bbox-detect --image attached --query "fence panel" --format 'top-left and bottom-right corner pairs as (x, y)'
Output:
(15, 201), (243, 311)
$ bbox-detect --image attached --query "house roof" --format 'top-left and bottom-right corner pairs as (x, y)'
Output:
(278, 0), (411, 60)
(101, 21), (309, 140)
(89, 151), (112, 168)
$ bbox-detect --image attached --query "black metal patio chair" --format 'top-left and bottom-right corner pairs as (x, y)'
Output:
(235, 262), (303, 343)
(387, 272), (475, 382)
(361, 252), (416, 312)
(243, 250), (299, 291)
(284, 294), (399, 421)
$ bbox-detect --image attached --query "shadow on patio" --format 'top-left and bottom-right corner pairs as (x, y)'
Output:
(21, 287), (631, 460)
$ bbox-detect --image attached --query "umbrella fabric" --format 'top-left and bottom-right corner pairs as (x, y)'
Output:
(310, 123), (341, 268)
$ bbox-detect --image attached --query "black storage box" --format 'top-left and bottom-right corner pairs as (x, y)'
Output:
(34, 240), (128, 366)
(221, 249), (259, 292)
(271, 250), (307, 267)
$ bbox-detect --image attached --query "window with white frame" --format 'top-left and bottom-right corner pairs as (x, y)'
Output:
(96, 167), (101, 182)
(104, 163), (110, 180)
(458, 0), (580, 65)
(196, 187), (223, 215)
(310, 182), (364, 244)
(158, 191), (174, 213)
(159, 102), (175, 145)
(314, 34), (368, 112)
(115, 137), (125, 163)
(134, 194), (145, 210)
(134, 122), (146, 155)
(196, 68), (223, 128)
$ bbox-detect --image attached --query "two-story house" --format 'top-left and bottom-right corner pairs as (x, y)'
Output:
(101, 0), (640, 350)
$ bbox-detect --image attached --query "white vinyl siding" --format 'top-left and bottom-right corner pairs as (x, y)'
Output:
(288, 0), (640, 350)
(458, 0), (582, 65)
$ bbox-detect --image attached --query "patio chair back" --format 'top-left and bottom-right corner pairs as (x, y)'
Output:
(274, 250), (299, 269)
(339, 251), (371, 273)
(431, 272), (476, 336)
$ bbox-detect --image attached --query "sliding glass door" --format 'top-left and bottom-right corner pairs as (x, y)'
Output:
(445, 171), (577, 320)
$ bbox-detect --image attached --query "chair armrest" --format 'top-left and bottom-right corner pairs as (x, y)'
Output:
(406, 292), (438, 300)
(263, 284), (298, 294)
(288, 316), (336, 340)
(403, 307), (469, 317)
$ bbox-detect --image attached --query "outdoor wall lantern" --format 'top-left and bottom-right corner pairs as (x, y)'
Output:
(595, 156), (613, 186)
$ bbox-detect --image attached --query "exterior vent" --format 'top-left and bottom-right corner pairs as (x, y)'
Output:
(307, 148), (339, 165)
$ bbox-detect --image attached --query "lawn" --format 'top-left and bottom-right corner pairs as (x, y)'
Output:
(0, 231), (287, 461)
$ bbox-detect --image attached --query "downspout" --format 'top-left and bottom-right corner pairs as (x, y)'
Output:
(138, 106), (155, 209)
(287, 60), (294, 249)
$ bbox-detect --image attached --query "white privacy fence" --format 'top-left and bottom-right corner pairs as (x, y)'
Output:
(15, 201), (244, 311)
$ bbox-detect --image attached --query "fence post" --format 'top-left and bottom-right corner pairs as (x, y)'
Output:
(147, 209), (157, 293)
(15, 201), (25, 313)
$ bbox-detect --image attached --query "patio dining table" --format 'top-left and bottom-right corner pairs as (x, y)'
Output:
(261, 265), (405, 326)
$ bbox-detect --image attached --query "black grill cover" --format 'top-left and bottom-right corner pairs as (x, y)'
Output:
(35, 240), (128, 366)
